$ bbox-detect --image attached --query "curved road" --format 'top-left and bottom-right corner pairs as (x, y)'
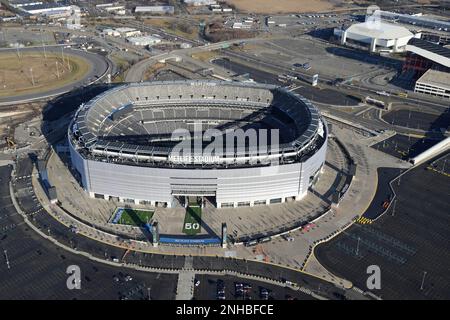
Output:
(125, 38), (263, 82)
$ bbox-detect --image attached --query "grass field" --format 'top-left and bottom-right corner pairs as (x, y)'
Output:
(182, 206), (202, 235)
(115, 208), (154, 227)
(0, 52), (90, 98)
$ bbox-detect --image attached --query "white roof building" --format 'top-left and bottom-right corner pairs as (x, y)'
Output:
(135, 6), (174, 14)
(9, 0), (43, 8)
(184, 0), (217, 6)
(115, 27), (141, 37)
(336, 21), (415, 53)
(102, 28), (120, 37)
(126, 35), (162, 46)
(19, 3), (72, 15)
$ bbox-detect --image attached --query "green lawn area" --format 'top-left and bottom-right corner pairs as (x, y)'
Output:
(116, 208), (154, 227)
(182, 206), (202, 235)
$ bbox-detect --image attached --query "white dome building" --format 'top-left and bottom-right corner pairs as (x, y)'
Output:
(335, 21), (416, 53)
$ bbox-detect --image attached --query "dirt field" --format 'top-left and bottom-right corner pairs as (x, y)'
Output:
(144, 18), (199, 40)
(191, 50), (218, 62)
(224, 0), (339, 13)
(0, 52), (90, 98)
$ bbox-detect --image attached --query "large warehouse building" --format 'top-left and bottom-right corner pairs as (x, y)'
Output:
(403, 38), (450, 99)
(335, 21), (416, 53)
(68, 81), (328, 208)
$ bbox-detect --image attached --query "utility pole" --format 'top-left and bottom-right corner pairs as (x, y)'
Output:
(30, 68), (35, 86)
(56, 61), (60, 79)
(392, 198), (396, 217)
(147, 287), (151, 300)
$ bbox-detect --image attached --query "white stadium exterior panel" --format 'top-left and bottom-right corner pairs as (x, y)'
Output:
(68, 81), (328, 208)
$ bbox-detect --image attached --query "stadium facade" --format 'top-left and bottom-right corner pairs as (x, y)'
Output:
(68, 81), (328, 208)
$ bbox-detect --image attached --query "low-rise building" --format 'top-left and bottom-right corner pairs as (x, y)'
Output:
(102, 28), (120, 37)
(134, 6), (174, 14)
(184, 0), (217, 6)
(19, 3), (72, 15)
(126, 35), (162, 46)
(9, 0), (43, 8)
(115, 27), (141, 37)
(414, 69), (450, 99)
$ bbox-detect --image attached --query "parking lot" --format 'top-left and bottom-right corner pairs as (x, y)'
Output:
(1, 164), (178, 300)
(382, 109), (450, 132)
(316, 158), (450, 299)
(193, 275), (314, 300)
(371, 134), (442, 160)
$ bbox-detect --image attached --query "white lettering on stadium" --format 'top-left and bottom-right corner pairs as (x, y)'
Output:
(168, 155), (220, 163)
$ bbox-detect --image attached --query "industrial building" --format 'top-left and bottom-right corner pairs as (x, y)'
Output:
(9, 0), (43, 8)
(114, 27), (141, 37)
(126, 35), (162, 46)
(402, 38), (450, 99)
(17, 3), (72, 15)
(134, 6), (175, 14)
(68, 81), (328, 208)
(184, 0), (217, 6)
(403, 38), (450, 78)
(334, 21), (416, 53)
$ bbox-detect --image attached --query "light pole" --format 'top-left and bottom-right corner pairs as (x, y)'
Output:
(420, 271), (427, 291)
(356, 236), (361, 256)
(391, 198), (397, 216)
(4, 250), (10, 269)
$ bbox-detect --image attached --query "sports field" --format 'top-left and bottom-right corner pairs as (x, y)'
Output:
(114, 208), (154, 227)
(182, 206), (202, 235)
(0, 52), (90, 98)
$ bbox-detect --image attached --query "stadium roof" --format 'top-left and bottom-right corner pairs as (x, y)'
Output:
(407, 38), (450, 68)
(377, 10), (450, 30)
(408, 38), (450, 59)
(346, 21), (413, 39)
(70, 81), (324, 161)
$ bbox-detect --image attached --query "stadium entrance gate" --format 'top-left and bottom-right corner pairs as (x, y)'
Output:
(172, 191), (216, 208)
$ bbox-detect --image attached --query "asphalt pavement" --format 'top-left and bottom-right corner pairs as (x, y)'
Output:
(1, 165), (178, 300)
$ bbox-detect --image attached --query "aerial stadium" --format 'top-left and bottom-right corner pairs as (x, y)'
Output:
(68, 80), (328, 209)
